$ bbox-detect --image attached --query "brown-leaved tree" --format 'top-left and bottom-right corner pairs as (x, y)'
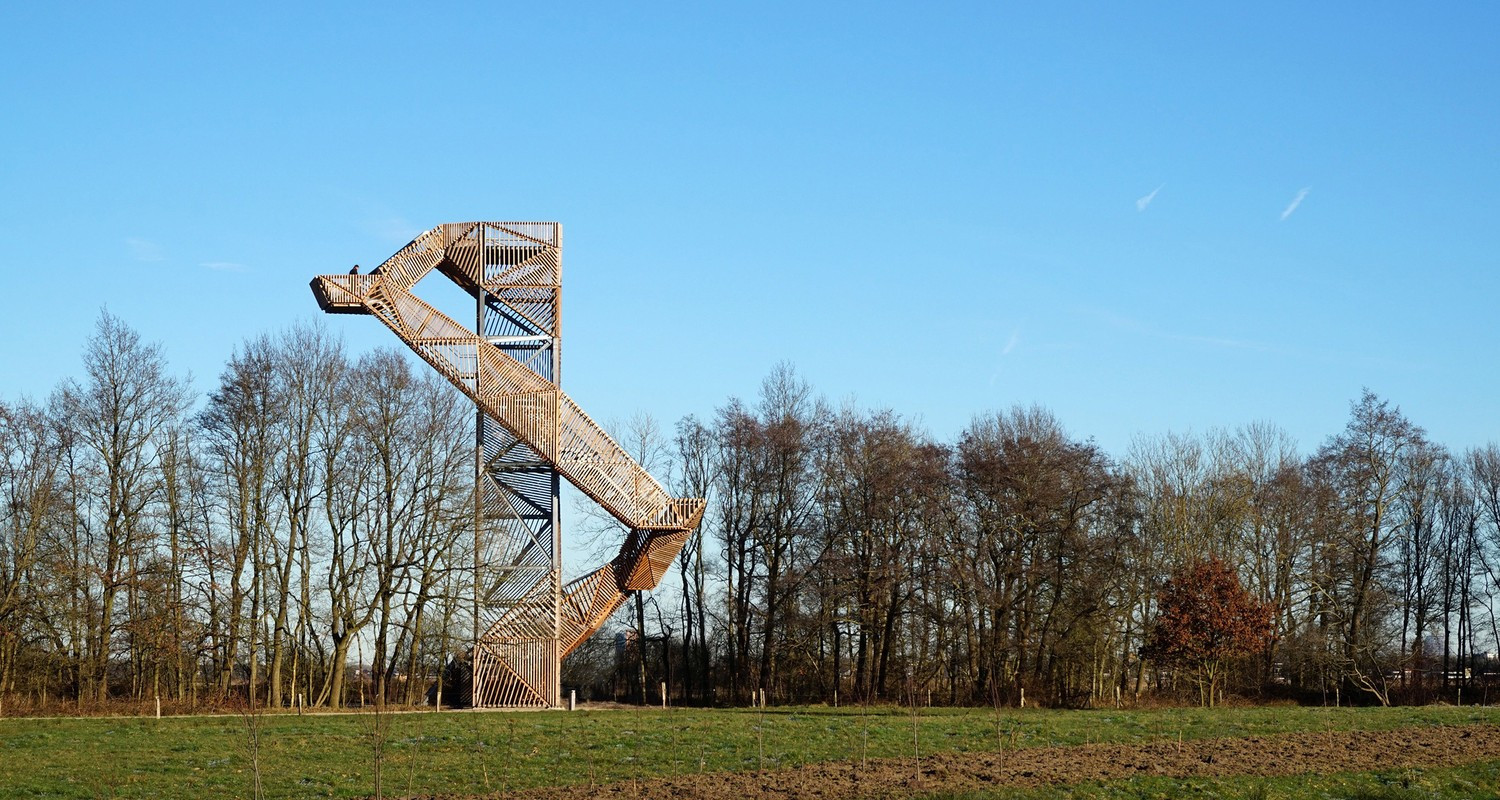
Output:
(1144, 557), (1272, 706)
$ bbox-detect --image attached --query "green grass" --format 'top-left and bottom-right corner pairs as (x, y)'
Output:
(1, 704), (1498, 798)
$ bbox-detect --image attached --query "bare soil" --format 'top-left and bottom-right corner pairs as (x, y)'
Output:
(432, 723), (1500, 799)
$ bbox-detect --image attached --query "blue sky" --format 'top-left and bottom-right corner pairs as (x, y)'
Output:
(3, 2), (1497, 459)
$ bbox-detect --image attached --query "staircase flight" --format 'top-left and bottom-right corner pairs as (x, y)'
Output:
(311, 222), (703, 700)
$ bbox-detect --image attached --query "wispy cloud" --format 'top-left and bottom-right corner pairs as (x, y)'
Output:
(989, 326), (1023, 385)
(1084, 306), (1274, 352)
(1002, 328), (1021, 355)
(201, 261), (247, 273)
(125, 237), (164, 262)
(1136, 184), (1164, 212)
(1280, 187), (1310, 221)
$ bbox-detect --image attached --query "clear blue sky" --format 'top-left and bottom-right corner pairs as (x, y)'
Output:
(3, 2), (1497, 458)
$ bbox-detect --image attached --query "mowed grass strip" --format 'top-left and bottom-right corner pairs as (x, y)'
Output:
(1, 704), (1498, 799)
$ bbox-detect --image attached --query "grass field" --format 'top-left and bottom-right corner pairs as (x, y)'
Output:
(2, 703), (1499, 799)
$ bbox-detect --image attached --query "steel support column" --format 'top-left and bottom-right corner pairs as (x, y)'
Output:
(471, 224), (562, 707)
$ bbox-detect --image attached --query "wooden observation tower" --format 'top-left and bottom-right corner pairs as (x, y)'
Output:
(311, 222), (703, 707)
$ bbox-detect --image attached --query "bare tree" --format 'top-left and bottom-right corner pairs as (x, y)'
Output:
(673, 415), (714, 702)
(1394, 442), (1449, 693)
(821, 407), (945, 701)
(0, 398), (66, 699)
(199, 335), (280, 700)
(715, 397), (760, 704)
(62, 310), (191, 701)
(265, 323), (343, 707)
(1437, 455), (1479, 695)
(1310, 390), (1427, 704)
(749, 365), (823, 701)
(956, 405), (1127, 706)
(316, 349), (375, 708)
(387, 372), (469, 704)
(1468, 445), (1500, 688)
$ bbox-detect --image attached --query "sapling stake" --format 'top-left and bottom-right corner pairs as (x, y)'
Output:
(907, 674), (922, 787)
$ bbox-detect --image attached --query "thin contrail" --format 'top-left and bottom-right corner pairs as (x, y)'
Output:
(1280, 187), (1310, 221)
(1136, 184), (1164, 212)
(1002, 329), (1020, 355)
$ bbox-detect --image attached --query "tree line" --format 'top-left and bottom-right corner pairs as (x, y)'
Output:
(0, 313), (471, 709)
(2, 311), (1499, 710)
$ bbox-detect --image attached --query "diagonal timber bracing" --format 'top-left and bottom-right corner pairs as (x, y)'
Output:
(311, 221), (704, 707)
